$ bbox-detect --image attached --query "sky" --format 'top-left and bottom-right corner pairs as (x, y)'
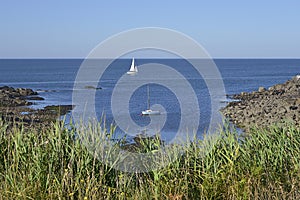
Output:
(0, 0), (300, 58)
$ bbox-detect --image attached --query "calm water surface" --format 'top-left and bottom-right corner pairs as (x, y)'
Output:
(0, 59), (299, 140)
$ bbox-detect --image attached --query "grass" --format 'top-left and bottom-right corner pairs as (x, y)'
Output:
(1, 119), (300, 199)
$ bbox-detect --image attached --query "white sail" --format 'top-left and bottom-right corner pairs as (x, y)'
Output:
(127, 58), (138, 74)
(129, 58), (136, 71)
(134, 65), (138, 72)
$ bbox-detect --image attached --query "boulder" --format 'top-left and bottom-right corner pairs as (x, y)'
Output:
(16, 88), (37, 96)
(258, 87), (266, 92)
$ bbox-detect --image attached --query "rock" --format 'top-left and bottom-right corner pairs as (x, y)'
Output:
(43, 105), (74, 115)
(0, 86), (43, 107)
(26, 96), (45, 101)
(84, 85), (102, 90)
(16, 88), (37, 96)
(241, 92), (247, 96)
(13, 98), (27, 106)
(0, 86), (74, 129)
(290, 105), (298, 111)
(258, 87), (266, 92)
(221, 75), (300, 130)
(277, 106), (287, 114)
(268, 86), (275, 91)
(274, 84), (284, 90)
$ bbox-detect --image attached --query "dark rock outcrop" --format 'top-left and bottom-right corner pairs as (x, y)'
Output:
(221, 75), (300, 130)
(0, 86), (73, 129)
(0, 86), (36, 107)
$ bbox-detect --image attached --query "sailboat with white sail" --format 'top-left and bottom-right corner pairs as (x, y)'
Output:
(142, 85), (160, 115)
(126, 58), (138, 75)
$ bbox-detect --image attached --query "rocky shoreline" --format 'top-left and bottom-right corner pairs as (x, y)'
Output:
(221, 75), (300, 130)
(2, 75), (300, 132)
(0, 86), (73, 129)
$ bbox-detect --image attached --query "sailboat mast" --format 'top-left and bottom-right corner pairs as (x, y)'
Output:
(147, 85), (150, 109)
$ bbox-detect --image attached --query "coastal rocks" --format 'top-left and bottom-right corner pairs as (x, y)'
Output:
(16, 87), (38, 96)
(0, 86), (37, 107)
(221, 75), (300, 130)
(0, 86), (73, 128)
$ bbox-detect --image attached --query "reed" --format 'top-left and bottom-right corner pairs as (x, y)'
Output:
(1, 119), (300, 199)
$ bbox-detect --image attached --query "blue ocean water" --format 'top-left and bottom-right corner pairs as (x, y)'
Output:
(0, 59), (299, 140)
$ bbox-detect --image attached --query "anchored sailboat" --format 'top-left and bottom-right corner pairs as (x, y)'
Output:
(126, 58), (138, 75)
(142, 85), (160, 115)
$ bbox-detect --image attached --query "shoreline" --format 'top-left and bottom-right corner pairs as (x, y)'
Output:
(2, 75), (300, 131)
(0, 85), (73, 129)
(221, 75), (300, 130)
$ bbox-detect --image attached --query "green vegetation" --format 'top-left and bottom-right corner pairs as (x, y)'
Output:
(1, 119), (300, 199)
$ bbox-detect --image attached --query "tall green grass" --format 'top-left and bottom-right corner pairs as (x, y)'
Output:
(1, 119), (300, 199)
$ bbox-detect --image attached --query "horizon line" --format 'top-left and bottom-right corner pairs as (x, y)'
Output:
(1, 57), (300, 59)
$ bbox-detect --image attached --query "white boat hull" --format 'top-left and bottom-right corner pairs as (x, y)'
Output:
(126, 71), (137, 75)
(142, 109), (160, 115)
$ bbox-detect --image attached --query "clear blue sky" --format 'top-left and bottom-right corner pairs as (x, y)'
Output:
(0, 0), (300, 58)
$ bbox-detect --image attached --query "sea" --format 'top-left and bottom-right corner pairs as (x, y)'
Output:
(0, 59), (299, 141)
